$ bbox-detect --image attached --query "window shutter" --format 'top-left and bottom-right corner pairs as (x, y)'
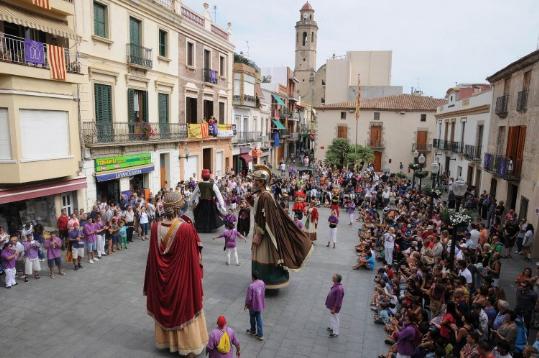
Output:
(158, 93), (168, 124)
(128, 89), (135, 123)
(143, 91), (148, 123)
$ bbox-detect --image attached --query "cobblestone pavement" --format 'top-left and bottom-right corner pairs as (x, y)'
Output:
(1, 207), (527, 357)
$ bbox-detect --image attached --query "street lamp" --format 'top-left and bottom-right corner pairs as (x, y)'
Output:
(416, 153), (426, 191)
(453, 178), (468, 211)
(431, 161), (440, 189)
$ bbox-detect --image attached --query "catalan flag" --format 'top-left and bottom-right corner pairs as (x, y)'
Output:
(200, 123), (209, 138)
(47, 44), (66, 80)
(32, 0), (50, 9)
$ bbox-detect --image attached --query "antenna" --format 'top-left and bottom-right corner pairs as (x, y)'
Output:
(245, 41), (250, 58)
(213, 5), (217, 23)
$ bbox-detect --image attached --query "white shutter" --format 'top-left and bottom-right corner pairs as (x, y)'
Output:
(0, 108), (11, 160)
(185, 155), (198, 180)
(20, 110), (69, 160)
(215, 151), (223, 177)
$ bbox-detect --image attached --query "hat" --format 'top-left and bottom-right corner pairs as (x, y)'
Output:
(252, 164), (272, 184)
(217, 315), (227, 328)
(201, 169), (211, 181)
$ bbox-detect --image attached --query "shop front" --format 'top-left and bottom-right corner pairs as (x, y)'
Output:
(0, 177), (87, 234)
(94, 153), (154, 203)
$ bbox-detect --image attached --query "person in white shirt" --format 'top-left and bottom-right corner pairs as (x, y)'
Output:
(383, 228), (395, 265)
(458, 260), (473, 287)
(467, 224), (480, 250)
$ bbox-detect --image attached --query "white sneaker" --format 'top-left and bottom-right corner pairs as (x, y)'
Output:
(94, 257), (100, 261)
(89, 259), (94, 264)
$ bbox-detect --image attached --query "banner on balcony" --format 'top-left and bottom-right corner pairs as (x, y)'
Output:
(24, 39), (45, 65)
(217, 124), (233, 137)
(272, 130), (280, 147)
(32, 0), (50, 9)
(188, 123), (209, 139)
(47, 44), (66, 80)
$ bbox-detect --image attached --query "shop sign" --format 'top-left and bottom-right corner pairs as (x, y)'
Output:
(95, 153), (152, 173)
(95, 165), (155, 182)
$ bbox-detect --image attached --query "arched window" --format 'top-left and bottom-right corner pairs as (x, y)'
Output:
(312, 32), (315, 42)
(302, 32), (307, 46)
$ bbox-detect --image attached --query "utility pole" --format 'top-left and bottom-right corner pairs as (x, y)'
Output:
(354, 75), (361, 170)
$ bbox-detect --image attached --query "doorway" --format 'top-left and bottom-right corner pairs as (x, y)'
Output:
(370, 126), (382, 147)
(203, 100), (214, 120)
(160, 153), (169, 190)
(474, 168), (481, 195)
(490, 178), (497, 199)
(373, 151), (382, 172)
(203, 148), (213, 172)
(507, 183), (519, 210)
(466, 166), (473, 187)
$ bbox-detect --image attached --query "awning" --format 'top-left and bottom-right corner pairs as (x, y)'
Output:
(95, 165), (155, 183)
(240, 153), (252, 163)
(272, 94), (285, 106)
(0, 4), (79, 40)
(255, 85), (264, 100)
(0, 177), (87, 205)
(272, 120), (286, 130)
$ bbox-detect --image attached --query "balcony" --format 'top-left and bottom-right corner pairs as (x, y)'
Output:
(203, 68), (218, 84)
(412, 143), (433, 152)
(233, 94), (256, 107)
(181, 5), (205, 27)
(517, 90), (528, 112)
(233, 131), (264, 144)
(82, 122), (187, 146)
(0, 33), (80, 74)
(483, 153), (521, 180)
(495, 95), (509, 118)
(126, 43), (152, 69)
(463, 144), (481, 161)
(433, 138), (443, 149)
(450, 142), (463, 154)
(368, 139), (384, 149)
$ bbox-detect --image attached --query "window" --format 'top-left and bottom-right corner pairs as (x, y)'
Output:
(0, 108), (11, 160)
(321, 98), (325, 104)
(158, 93), (169, 124)
(129, 17), (141, 46)
(340, 111), (346, 120)
(62, 193), (74, 216)
(321, 80), (325, 86)
(302, 32), (307, 46)
(374, 112), (380, 120)
(159, 29), (167, 57)
(94, 83), (112, 142)
(219, 55), (226, 77)
(20, 110), (69, 160)
(311, 32), (314, 42)
(186, 97), (198, 124)
(457, 166), (462, 178)
(203, 49), (211, 69)
(128, 89), (148, 124)
(337, 125), (348, 139)
(94, 2), (107, 38)
(420, 114), (427, 122)
(186, 40), (195, 67)
(219, 102), (225, 124)
(460, 121), (466, 147)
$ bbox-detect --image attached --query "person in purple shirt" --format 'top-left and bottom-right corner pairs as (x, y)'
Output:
(206, 315), (240, 357)
(83, 218), (98, 264)
(327, 210), (339, 248)
(394, 315), (418, 358)
(325, 273), (345, 337)
(23, 234), (41, 280)
(44, 232), (64, 278)
(1, 237), (19, 288)
(213, 222), (246, 266)
(244, 274), (265, 340)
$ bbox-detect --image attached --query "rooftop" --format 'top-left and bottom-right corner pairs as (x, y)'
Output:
(316, 94), (446, 112)
(301, 1), (314, 11)
(487, 49), (539, 83)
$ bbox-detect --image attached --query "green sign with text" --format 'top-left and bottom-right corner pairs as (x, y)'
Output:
(95, 153), (152, 173)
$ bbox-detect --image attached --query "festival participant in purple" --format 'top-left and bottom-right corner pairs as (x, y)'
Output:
(213, 215), (246, 266)
(44, 231), (64, 278)
(327, 209), (339, 248)
(83, 218), (98, 264)
(191, 169), (226, 233)
(23, 234), (41, 280)
(1, 237), (19, 288)
(206, 315), (241, 357)
(345, 197), (356, 225)
(325, 273), (345, 337)
(244, 274), (265, 341)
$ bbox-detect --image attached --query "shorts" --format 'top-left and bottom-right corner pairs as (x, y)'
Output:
(72, 247), (84, 259)
(47, 257), (62, 268)
(86, 241), (96, 252)
(112, 235), (119, 244)
(24, 258), (41, 275)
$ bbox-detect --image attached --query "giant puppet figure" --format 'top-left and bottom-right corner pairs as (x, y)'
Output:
(191, 169), (225, 233)
(247, 165), (313, 289)
(144, 191), (208, 356)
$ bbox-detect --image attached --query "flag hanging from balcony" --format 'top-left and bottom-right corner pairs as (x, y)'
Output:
(24, 39), (45, 66)
(47, 44), (66, 80)
(32, 0), (50, 9)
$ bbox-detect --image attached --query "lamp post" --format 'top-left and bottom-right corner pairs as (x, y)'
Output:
(431, 161), (440, 189)
(417, 153), (426, 191)
(412, 150), (419, 189)
(453, 178), (468, 211)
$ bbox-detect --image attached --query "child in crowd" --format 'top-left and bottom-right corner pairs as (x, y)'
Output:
(23, 233), (41, 281)
(44, 231), (64, 278)
(108, 218), (119, 254)
(68, 223), (84, 270)
(119, 220), (128, 250)
(294, 213), (304, 230)
(213, 219), (246, 266)
(327, 209), (339, 248)
(1, 237), (19, 288)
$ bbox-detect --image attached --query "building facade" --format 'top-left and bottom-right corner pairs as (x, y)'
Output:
(481, 50), (539, 255)
(0, 0), (86, 232)
(77, 0), (233, 207)
(315, 94), (445, 173)
(434, 84), (492, 193)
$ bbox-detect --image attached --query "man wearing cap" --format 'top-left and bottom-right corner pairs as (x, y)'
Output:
(206, 316), (240, 357)
(191, 169), (226, 233)
(248, 164), (313, 289)
(144, 191), (208, 355)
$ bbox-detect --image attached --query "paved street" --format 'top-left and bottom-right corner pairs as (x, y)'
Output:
(0, 208), (390, 358)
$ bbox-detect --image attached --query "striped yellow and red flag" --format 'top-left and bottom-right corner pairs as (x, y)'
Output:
(200, 123), (209, 138)
(48, 44), (66, 80)
(32, 0), (50, 9)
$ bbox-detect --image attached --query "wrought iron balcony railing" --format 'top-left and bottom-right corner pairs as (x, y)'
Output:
(203, 68), (218, 84)
(517, 90), (528, 113)
(0, 33), (81, 73)
(127, 43), (152, 69)
(495, 95), (509, 118)
(412, 143), (433, 152)
(483, 152), (521, 180)
(451, 142), (463, 154)
(368, 139), (384, 149)
(463, 144), (481, 161)
(232, 131), (264, 144)
(82, 122), (187, 145)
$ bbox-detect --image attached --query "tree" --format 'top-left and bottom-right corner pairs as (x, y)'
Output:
(325, 139), (373, 169)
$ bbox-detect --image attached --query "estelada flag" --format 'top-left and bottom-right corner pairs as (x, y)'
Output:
(32, 0), (50, 9)
(47, 44), (66, 80)
(200, 123), (209, 138)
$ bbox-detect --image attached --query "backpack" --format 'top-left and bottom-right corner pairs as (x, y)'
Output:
(216, 329), (231, 354)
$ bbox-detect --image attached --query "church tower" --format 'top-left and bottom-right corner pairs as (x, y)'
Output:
(294, 2), (318, 103)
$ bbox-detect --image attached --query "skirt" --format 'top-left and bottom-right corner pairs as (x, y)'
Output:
(252, 235), (289, 289)
(154, 310), (208, 356)
(193, 199), (223, 233)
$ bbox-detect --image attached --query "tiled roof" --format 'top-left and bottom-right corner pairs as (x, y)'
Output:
(301, 1), (314, 11)
(316, 94), (446, 112)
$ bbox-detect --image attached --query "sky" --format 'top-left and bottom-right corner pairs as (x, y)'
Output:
(183, 0), (539, 98)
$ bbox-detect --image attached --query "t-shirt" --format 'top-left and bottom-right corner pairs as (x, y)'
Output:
(459, 268), (473, 285)
(68, 229), (84, 248)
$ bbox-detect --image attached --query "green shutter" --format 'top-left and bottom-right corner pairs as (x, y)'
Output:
(158, 93), (169, 124)
(159, 30), (167, 57)
(94, 2), (106, 37)
(143, 91), (148, 123)
(128, 88), (135, 124)
(129, 17), (140, 45)
(95, 84), (112, 123)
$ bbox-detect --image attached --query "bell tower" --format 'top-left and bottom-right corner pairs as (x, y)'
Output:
(294, 2), (317, 103)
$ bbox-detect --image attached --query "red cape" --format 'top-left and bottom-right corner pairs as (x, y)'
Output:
(144, 221), (204, 330)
